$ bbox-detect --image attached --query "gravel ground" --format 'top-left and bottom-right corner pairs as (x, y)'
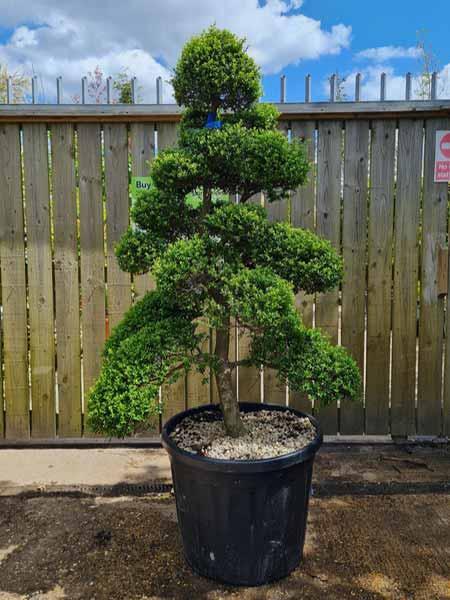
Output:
(170, 410), (316, 459)
(0, 492), (449, 600)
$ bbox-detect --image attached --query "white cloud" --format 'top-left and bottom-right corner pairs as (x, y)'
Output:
(0, 0), (351, 102)
(356, 45), (421, 62)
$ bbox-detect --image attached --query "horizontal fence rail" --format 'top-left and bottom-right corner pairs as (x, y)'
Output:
(0, 103), (450, 441)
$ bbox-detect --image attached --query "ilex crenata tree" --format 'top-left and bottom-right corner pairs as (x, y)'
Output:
(88, 27), (361, 438)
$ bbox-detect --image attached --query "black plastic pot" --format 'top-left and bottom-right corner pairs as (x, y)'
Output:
(162, 402), (322, 586)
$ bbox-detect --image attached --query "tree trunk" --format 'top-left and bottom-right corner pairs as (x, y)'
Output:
(214, 322), (246, 437)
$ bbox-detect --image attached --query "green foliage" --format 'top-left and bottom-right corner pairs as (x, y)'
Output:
(172, 26), (261, 112)
(89, 26), (361, 437)
(88, 291), (200, 437)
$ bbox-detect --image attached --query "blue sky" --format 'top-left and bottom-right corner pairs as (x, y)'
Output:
(0, 0), (448, 103)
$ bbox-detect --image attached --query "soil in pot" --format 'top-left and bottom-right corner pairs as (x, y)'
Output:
(169, 408), (317, 460)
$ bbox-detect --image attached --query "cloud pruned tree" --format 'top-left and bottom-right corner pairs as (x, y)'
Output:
(88, 26), (361, 438)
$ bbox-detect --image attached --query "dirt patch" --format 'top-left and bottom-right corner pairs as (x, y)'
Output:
(0, 492), (448, 600)
(170, 409), (316, 459)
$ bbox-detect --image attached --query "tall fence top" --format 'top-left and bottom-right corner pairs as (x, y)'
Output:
(0, 100), (450, 123)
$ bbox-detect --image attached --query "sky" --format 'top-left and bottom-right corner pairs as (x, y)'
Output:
(0, 0), (448, 104)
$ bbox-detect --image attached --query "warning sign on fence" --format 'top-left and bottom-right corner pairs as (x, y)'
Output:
(435, 131), (450, 182)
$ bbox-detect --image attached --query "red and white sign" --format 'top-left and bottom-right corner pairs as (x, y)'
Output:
(435, 131), (450, 182)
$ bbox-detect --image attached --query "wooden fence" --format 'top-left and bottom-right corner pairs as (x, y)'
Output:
(0, 101), (450, 441)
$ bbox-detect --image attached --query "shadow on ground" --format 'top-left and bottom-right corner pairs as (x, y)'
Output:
(0, 489), (449, 600)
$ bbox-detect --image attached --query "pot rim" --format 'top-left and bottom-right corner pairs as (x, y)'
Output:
(161, 401), (323, 474)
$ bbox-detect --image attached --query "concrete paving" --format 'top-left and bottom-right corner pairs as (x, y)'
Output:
(0, 448), (171, 495)
(0, 443), (448, 496)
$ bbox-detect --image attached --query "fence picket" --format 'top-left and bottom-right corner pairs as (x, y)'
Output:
(315, 120), (342, 433)
(365, 120), (396, 434)
(289, 120), (315, 413)
(51, 123), (82, 436)
(157, 122), (188, 422)
(130, 122), (156, 299)
(23, 124), (55, 437)
(263, 119), (290, 406)
(78, 123), (106, 431)
(0, 124), (29, 438)
(417, 117), (450, 435)
(391, 119), (423, 436)
(340, 120), (369, 434)
(104, 123), (132, 330)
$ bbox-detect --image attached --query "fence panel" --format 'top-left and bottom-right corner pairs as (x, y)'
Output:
(417, 117), (450, 435)
(315, 120), (342, 434)
(1, 103), (449, 440)
(365, 120), (396, 434)
(23, 124), (56, 437)
(289, 120), (316, 414)
(51, 123), (82, 436)
(391, 119), (423, 437)
(340, 120), (369, 434)
(78, 123), (106, 429)
(0, 124), (29, 439)
(263, 119), (290, 406)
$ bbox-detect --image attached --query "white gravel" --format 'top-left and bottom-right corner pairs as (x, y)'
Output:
(169, 409), (316, 460)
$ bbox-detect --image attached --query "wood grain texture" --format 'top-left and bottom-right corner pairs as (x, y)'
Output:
(156, 122), (188, 422)
(130, 122), (155, 299)
(365, 120), (396, 434)
(0, 124), (29, 438)
(104, 123), (132, 330)
(51, 123), (82, 436)
(340, 120), (369, 434)
(23, 124), (56, 438)
(417, 118), (449, 435)
(391, 119), (423, 436)
(315, 120), (342, 433)
(289, 120), (316, 413)
(77, 124), (106, 428)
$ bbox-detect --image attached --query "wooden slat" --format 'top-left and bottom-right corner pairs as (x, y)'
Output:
(391, 120), (423, 437)
(340, 120), (369, 434)
(365, 120), (396, 434)
(315, 120), (342, 433)
(77, 124), (106, 429)
(0, 124), (29, 438)
(156, 122), (188, 421)
(417, 118), (449, 435)
(23, 124), (56, 438)
(237, 194), (262, 404)
(130, 122), (155, 299)
(104, 123), (132, 331)
(445, 244), (450, 436)
(262, 120), (289, 406)
(289, 120), (316, 413)
(51, 123), (82, 436)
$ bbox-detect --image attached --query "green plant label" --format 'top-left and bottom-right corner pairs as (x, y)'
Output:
(130, 177), (152, 201)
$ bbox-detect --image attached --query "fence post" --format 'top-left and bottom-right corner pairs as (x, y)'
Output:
(280, 74), (286, 103)
(81, 76), (87, 104)
(131, 77), (137, 104)
(6, 76), (12, 104)
(405, 72), (412, 101)
(156, 76), (163, 104)
(329, 74), (336, 102)
(305, 74), (311, 103)
(431, 72), (437, 100)
(380, 72), (386, 101)
(106, 76), (112, 104)
(31, 76), (38, 104)
(355, 73), (361, 102)
(56, 76), (62, 104)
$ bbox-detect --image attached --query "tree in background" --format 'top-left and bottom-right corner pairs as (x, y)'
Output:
(72, 66), (140, 103)
(88, 26), (361, 438)
(0, 64), (29, 103)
